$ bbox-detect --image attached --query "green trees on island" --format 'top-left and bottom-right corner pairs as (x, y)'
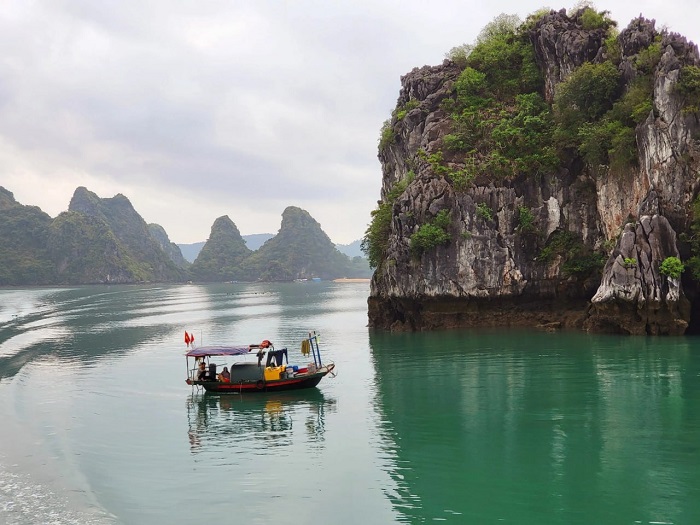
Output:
(364, 6), (678, 273)
(440, 13), (558, 182)
(235, 206), (369, 281)
(0, 188), (55, 285)
(190, 216), (252, 282)
(48, 211), (150, 284)
(0, 186), (371, 285)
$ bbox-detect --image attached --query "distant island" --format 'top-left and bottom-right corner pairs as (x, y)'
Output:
(178, 236), (364, 263)
(0, 186), (371, 285)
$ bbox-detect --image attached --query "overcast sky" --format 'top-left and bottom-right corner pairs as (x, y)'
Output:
(1, 0), (698, 244)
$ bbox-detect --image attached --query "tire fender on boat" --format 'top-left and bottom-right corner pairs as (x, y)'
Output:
(256, 380), (264, 390)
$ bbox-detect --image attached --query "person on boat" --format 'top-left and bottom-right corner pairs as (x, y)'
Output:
(218, 367), (230, 383)
(197, 361), (207, 380)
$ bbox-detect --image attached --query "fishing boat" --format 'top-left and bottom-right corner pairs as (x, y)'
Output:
(184, 332), (336, 393)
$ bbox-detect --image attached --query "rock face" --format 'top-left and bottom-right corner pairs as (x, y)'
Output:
(583, 191), (691, 334)
(531, 8), (608, 102)
(369, 9), (700, 334)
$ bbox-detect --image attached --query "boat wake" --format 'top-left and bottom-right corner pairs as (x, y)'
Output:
(0, 459), (117, 525)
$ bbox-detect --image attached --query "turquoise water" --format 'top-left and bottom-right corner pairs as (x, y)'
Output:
(1, 283), (699, 524)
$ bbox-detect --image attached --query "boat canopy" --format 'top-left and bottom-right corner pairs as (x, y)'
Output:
(186, 346), (253, 357)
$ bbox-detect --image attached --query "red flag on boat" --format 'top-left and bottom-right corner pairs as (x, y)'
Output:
(190, 333), (195, 344)
(184, 331), (191, 346)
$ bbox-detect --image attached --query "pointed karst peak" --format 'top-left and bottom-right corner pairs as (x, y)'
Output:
(72, 186), (92, 198)
(109, 193), (134, 208)
(68, 186), (100, 213)
(279, 206), (324, 233)
(209, 215), (244, 239)
(68, 187), (137, 216)
(190, 215), (251, 281)
(0, 186), (18, 210)
(271, 206), (334, 250)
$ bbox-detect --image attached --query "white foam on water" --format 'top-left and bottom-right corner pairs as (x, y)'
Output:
(0, 379), (118, 525)
(0, 461), (115, 525)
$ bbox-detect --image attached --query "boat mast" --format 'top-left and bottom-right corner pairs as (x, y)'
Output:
(308, 331), (322, 368)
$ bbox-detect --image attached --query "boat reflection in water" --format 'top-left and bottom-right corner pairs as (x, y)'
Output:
(186, 389), (336, 453)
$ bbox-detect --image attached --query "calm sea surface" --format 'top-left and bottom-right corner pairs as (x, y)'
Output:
(1, 282), (700, 524)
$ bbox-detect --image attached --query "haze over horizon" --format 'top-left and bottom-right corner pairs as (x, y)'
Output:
(1, 0), (698, 244)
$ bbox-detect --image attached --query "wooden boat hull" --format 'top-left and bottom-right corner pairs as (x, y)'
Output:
(187, 370), (329, 393)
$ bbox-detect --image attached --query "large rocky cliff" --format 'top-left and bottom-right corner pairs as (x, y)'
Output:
(369, 8), (700, 335)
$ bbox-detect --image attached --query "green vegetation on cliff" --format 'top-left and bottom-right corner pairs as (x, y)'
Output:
(538, 230), (605, 277)
(680, 196), (700, 281)
(554, 46), (659, 172)
(0, 188), (55, 285)
(362, 173), (413, 269)
(660, 256), (684, 279)
(67, 187), (186, 283)
(190, 216), (252, 282)
(242, 206), (368, 281)
(1, 186), (368, 285)
(439, 13), (559, 181)
(48, 211), (149, 284)
(378, 6), (663, 184)
(410, 210), (451, 256)
(678, 65), (700, 113)
(366, 7), (667, 269)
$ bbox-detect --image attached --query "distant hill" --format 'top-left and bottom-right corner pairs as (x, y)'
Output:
(180, 236), (366, 261)
(178, 234), (274, 262)
(243, 233), (274, 251)
(190, 216), (252, 281)
(0, 185), (188, 285)
(336, 239), (363, 258)
(239, 206), (370, 281)
(180, 218), (370, 281)
(48, 210), (143, 284)
(0, 187), (55, 285)
(61, 187), (187, 283)
(177, 241), (205, 263)
(0, 185), (371, 284)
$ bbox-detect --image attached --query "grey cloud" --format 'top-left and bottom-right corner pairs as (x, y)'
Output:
(1, 0), (698, 244)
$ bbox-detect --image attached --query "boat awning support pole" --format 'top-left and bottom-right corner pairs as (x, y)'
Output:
(309, 332), (322, 367)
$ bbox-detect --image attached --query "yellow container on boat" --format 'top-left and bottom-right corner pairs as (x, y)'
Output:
(264, 366), (285, 381)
